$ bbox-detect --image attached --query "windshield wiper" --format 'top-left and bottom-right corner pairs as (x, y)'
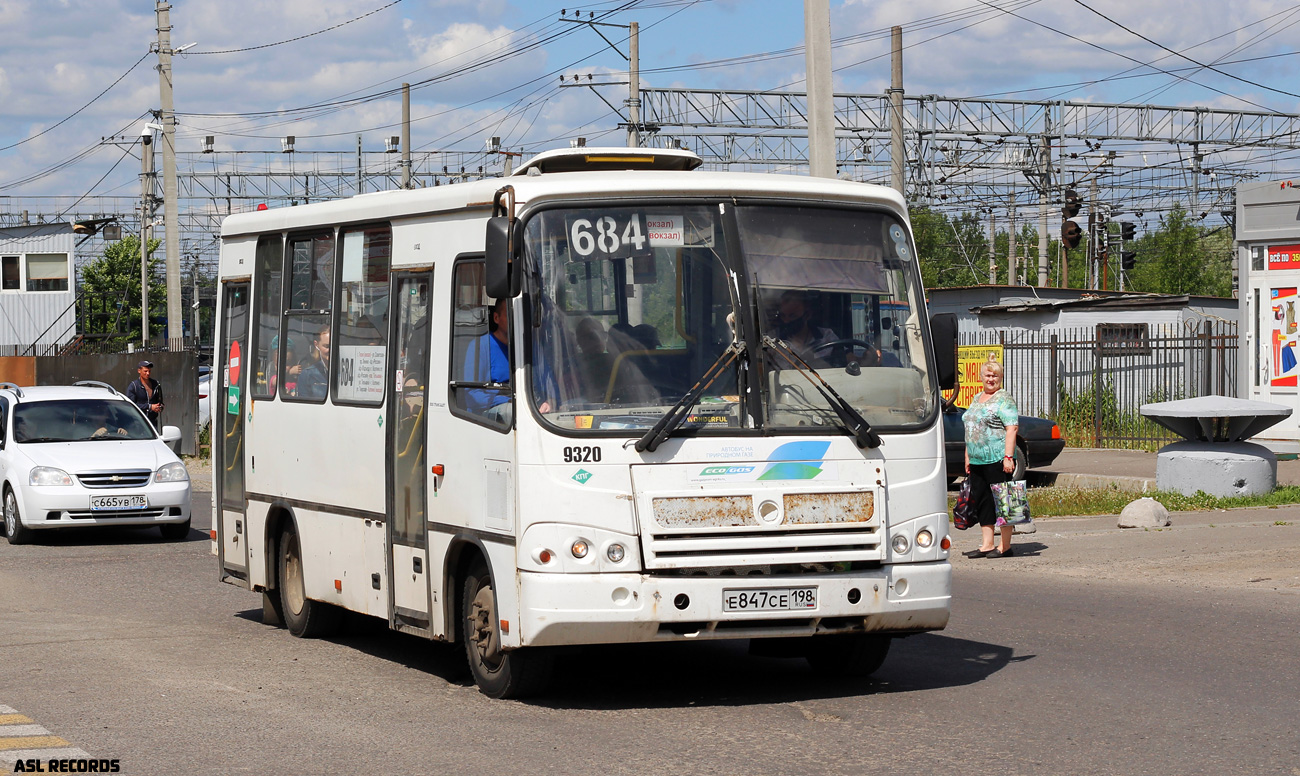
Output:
(635, 341), (745, 453)
(763, 335), (881, 449)
(16, 437), (70, 443)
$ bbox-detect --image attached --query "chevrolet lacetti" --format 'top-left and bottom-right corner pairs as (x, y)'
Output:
(1, 382), (192, 544)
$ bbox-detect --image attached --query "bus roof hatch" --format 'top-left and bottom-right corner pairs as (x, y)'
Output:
(512, 146), (703, 176)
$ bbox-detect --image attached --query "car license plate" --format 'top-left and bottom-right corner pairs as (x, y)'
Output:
(90, 495), (148, 511)
(722, 587), (817, 612)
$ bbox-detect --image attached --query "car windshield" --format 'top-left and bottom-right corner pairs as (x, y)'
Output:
(13, 399), (157, 442)
(739, 205), (935, 431)
(525, 204), (741, 432)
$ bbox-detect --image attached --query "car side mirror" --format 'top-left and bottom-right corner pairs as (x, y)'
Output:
(929, 312), (958, 390)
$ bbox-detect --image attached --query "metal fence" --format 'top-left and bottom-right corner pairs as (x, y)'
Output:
(960, 320), (1239, 449)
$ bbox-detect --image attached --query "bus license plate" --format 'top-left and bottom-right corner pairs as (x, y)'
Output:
(90, 495), (148, 511)
(722, 587), (817, 612)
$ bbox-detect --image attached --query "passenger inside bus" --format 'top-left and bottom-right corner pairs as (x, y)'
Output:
(297, 326), (331, 400)
(574, 316), (614, 401)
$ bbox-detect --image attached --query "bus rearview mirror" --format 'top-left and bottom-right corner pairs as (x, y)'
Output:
(929, 312), (958, 390)
(485, 216), (520, 298)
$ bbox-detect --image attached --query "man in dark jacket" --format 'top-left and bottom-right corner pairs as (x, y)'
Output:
(126, 360), (165, 429)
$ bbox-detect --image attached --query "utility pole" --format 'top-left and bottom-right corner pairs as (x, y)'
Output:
(1007, 194), (1017, 285)
(154, 1), (183, 343)
(1088, 177), (1099, 289)
(803, 0), (835, 178)
(356, 135), (363, 195)
(627, 22), (640, 148)
(1038, 135), (1050, 286)
(889, 26), (905, 195)
(140, 130), (155, 345)
(987, 210), (997, 285)
(401, 84), (412, 189)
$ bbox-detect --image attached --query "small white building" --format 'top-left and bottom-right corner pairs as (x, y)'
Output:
(0, 224), (76, 353)
(1237, 179), (1300, 445)
(926, 285), (1237, 335)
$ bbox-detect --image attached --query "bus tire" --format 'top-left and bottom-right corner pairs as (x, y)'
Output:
(462, 560), (552, 699)
(278, 526), (342, 638)
(805, 633), (891, 678)
(4, 487), (32, 545)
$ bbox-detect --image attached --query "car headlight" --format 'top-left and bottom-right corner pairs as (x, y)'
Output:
(155, 462), (189, 483)
(30, 466), (73, 486)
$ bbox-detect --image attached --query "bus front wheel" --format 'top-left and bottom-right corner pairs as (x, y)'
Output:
(461, 561), (553, 699)
(278, 527), (341, 638)
(805, 633), (892, 678)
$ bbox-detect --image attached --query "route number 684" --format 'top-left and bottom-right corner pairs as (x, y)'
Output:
(568, 213), (650, 259)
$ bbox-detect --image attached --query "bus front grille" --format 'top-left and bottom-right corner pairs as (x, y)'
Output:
(642, 525), (881, 570)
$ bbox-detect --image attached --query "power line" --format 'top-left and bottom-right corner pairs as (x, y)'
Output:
(0, 53), (150, 153)
(186, 0), (404, 55)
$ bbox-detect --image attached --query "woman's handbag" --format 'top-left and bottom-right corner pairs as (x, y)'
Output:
(952, 479), (976, 530)
(991, 480), (1031, 525)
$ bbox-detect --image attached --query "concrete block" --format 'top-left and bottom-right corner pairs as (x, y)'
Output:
(1155, 441), (1277, 498)
(1118, 497), (1170, 528)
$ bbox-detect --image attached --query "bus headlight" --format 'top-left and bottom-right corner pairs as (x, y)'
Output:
(915, 529), (934, 549)
(571, 539), (590, 559)
(891, 534), (910, 554)
(606, 543), (625, 563)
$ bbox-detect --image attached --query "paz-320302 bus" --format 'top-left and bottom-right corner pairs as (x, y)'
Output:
(213, 147), (959, 698)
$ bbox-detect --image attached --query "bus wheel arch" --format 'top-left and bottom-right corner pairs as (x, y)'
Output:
(275, 512), (342, 638)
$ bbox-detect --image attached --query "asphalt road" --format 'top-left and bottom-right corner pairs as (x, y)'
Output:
(1, 490), (1297, 776)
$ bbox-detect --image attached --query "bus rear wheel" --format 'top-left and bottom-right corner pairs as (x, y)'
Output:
(805, 633), (892, 678)
(278, 527), (341, 638)
(462, 561), (553, 699)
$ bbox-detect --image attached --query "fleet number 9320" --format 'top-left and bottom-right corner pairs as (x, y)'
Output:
(563, 446), (602, 463)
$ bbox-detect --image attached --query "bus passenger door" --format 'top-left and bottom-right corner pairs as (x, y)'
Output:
(387, 271), (433, 634)
(217, 282), (251, 581)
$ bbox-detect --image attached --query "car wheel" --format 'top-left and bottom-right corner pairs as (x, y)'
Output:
(159, 519), (191, 541)
(4, 487), (33, 545)
(277, 526), (342, 638)
(1012, 444), (1028, 481)
(805, 633), (891, 678)
(462, 560), (553, 699)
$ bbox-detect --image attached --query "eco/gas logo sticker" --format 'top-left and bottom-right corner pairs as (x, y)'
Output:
(572, 469), (593, 484)
(698, 465), (756, 477)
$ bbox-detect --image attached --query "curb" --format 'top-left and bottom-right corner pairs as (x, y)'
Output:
(1028, 471), (1154, 492)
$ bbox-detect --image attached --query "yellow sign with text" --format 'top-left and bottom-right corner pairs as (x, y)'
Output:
(943, 344), (1004, 408)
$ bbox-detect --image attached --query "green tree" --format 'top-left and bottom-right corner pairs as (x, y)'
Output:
(79, 235), (165, 345)
(1124, 205), (1232, 297)
(912, 208), (989, 288)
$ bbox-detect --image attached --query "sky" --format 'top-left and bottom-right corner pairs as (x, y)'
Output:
(2, 0), (1299, 221)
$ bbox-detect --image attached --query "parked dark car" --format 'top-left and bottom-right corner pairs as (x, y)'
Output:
(943, 402), (1065, 482)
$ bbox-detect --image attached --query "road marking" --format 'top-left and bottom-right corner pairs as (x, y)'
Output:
(0, 704), (91, 766)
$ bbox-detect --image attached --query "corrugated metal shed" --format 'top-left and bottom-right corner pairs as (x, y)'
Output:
(0, 224), (76, 349)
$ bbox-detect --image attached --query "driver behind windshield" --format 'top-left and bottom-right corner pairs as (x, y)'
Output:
(87, 406), (128, 438)
(771, 289), (842, 367)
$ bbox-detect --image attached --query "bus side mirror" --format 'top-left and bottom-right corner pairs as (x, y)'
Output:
(485, 216), (520, 298)
(929, 312), (958, 390)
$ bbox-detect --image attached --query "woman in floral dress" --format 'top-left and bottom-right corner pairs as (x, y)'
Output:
(963, 360), (1020, 557)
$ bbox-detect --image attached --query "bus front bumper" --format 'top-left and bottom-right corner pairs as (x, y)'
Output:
(516, 560), (951, 648)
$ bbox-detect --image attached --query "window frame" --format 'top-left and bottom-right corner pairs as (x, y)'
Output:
(331, 222), (392, 408)
(250, 233), (285, 402)
(1, 256), (19, 291)
(447, 255), (513, 433)
(279, 229), (337, 405)
(1097, 322), (1152, 357)
(24, 253), (69, 292)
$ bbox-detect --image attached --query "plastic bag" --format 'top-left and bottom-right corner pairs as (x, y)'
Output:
(991, 480), (1031, 525)
(952, 479), (976, 530)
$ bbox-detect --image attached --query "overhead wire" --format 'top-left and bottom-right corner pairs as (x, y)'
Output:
(0, 53), (150, 153)
(186, 0), (404, 55)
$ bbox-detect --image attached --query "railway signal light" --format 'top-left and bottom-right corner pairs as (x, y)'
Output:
(1062, 219), (1082, 250)
(1062, 188), (1081, 219)
(1120, 221), (1136, 241)
(1121, 251), (1137, 270)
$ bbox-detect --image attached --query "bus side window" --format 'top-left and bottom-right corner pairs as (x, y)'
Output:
(449, 259), (511, 429)
(281, 231), (335, 402)
(334, 225), (391, 405)
(251, 234), (283, 400)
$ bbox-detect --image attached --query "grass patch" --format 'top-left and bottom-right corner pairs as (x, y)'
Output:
(948, 485), (1300, 518)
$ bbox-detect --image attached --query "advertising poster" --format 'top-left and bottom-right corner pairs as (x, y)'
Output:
(943, 344), (1004, 407)
(1271, 287), (1299, 387)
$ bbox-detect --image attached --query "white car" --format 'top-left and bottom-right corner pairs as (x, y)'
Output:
(0, 382), (192, 544)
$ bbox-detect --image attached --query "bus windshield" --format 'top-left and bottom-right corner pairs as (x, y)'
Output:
(739, 205), (935, 431)
(526, 204), (741, 431)
(525, 201), (934, 435)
